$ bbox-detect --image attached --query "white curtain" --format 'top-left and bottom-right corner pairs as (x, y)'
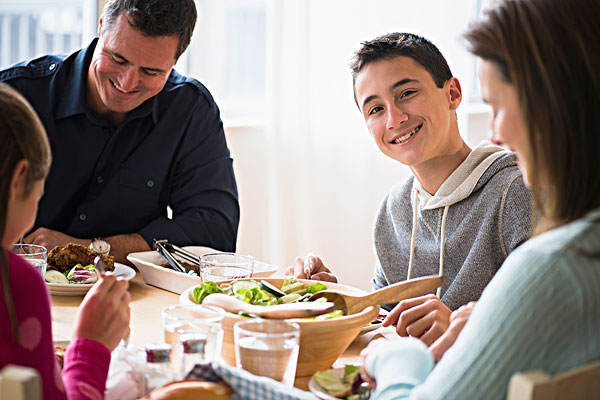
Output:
(237, 0), (483, 290)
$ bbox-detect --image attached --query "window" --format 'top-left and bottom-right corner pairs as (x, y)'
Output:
(185, 0), (266, 126)
(0, 0), (96, 70)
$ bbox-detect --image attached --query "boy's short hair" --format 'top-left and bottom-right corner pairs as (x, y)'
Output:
(350, 32), (453, 89)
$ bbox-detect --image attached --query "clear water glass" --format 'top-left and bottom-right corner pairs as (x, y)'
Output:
(13, 244), (47, 277)
(234, 319), (300, 386)
(161, 304), (225, 377)
(199, 252), (254, 282)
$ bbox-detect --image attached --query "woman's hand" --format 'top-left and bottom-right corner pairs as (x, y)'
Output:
(284, 253), (338, 282)
(429, 301), (476, 362)
(72, 273), (131, 351)
(383, 294), (451, 346)
(359, 338), (390, 389)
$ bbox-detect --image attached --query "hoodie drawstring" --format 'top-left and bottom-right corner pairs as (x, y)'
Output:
(407, 189), (419, 281)
(406, 188), (449, 299)
(437, 205), (449, 298)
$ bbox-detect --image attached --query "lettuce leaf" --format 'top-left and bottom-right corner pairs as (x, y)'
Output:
(192, 281), (223, 304)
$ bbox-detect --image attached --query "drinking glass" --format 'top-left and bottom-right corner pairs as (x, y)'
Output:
(234, 319), (300, 386)
(13, 244), (47, 277)
(161, 304), (225, 376)
(199, 252), (254, 282)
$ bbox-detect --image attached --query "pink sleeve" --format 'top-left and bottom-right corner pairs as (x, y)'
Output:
(1, 253), (67, 399)
(63, 337), (111, 400)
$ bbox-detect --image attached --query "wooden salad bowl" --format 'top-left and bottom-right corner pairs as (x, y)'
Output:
(181, 277), (379, 378)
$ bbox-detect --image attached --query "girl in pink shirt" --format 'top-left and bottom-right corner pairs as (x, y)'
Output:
(0, 83), (131, 400)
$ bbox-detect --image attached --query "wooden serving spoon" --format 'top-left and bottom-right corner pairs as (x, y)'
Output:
(307, 275), (448, 315)
(201, 293), (336, 319)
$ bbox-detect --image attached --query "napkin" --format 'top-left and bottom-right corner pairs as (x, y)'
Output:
(186, 362), (318, 400)
(105, 346), (148, 400)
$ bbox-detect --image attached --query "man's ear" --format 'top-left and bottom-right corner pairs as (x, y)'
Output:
(446, 77), (462, 111)
(9, 160), (29, 202)
(97, 15), (104, 37)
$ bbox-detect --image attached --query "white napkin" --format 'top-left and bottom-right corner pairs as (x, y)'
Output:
(105, 346), (148, 400)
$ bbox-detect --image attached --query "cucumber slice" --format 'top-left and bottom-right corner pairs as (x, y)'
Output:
(45, 270), (69, 284)
(231, 280), (260, 293)
(281, 281), (306, 295)
(279, 293), (302, 303)
(260, 281), (286, 297)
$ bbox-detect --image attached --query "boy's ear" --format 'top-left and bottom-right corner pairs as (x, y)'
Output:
(8, 160), (29, 202)
(446, 77), (462, 111)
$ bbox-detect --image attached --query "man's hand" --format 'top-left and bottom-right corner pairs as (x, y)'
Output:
(25, 227), (88, 250)
(429, 301), (476, 362)
(25, 228), (150, 264)
(73, 273), (131, 351)
(383, 294), (451, 346)
(284, 253), (338, 282)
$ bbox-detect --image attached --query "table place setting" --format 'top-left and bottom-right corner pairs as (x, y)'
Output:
(50, 247), (448, 399)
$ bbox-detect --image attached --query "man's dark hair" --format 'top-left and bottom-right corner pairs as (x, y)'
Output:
(350, 32), (453, 89)
(102, 0), (197, 60)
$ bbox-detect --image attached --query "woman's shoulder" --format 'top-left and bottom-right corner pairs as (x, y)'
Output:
(500, 214), (600, 290)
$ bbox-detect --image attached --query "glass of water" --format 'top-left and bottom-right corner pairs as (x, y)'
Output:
(199, 252), (254, 282)
(234, 319), (300, 386)
(13, 244), (47, 277)
(161, 304), (225, 377)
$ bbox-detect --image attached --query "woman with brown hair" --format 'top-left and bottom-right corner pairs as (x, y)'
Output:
(0, 82), (131, 399)
(359, 0), (600, 398)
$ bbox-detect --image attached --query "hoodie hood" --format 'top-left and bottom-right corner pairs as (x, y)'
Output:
(413, 140), (510, 210)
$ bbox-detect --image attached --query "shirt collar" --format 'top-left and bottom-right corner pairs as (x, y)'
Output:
(55, 38), (97, 120)
(56, 37), (158, 125)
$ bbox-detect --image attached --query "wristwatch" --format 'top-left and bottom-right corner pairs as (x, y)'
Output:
(89, 238), (111, 256)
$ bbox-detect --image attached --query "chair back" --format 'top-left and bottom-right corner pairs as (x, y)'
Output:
(507, 360), (600, 400)
(0, 365), (42, 400)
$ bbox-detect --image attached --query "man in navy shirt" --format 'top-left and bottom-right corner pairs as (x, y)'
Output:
(0, 0), (239, 263)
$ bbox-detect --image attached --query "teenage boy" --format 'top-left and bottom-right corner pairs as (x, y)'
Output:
(288, 33), (532, 357)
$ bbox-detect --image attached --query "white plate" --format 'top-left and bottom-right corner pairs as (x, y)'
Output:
(309, 367), (361, 400)
(47, 263), (136, 296)
(127, 246), (279, 294)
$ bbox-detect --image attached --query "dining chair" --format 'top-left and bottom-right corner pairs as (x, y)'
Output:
(0, 364), (42, 400)
(506, 360), (600, 400)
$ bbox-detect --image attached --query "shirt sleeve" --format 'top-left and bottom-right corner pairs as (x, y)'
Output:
(137, 98), (240, 251)
(365, 240), (596, 400)
(366, 337), (434, 400)
(62, 338), (111, 400)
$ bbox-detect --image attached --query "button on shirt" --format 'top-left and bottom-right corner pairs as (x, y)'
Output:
(0, 38), (240, 251)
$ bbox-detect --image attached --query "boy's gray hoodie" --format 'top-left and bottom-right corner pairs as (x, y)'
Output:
(372, 141), (533, 311)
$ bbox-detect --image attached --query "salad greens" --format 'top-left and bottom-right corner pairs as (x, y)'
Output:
(46, 264), (98, 284)
(313, 364), (364, 399)
(191, 281), (223, 304)
(191, 278), (332, 312)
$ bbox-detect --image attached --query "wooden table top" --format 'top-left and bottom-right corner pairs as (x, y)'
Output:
(50, 273), (392, 391)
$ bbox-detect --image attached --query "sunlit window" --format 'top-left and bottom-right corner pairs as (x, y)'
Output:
(0, 0), (96, 69)
(185, 0), (266, 126)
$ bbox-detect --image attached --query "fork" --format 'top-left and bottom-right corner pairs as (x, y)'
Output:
(94, 255), (130, 347)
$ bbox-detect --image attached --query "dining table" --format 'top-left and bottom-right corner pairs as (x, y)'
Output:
(50, 272), (394, 393)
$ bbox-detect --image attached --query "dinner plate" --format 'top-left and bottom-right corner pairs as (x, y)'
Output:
(47, 263), (135, 296)
(309, 367), (367, 400)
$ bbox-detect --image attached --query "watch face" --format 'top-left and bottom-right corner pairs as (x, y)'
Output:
(90, 240), (110, 255)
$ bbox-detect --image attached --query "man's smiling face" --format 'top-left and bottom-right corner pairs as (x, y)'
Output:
(87, 14), (179, 123)
(354, 56), (461, 168)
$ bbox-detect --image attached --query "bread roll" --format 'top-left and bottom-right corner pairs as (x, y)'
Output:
(144, 380), (233, 400)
